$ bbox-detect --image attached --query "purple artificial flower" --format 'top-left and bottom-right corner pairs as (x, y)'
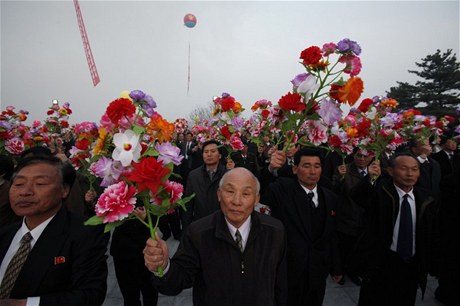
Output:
(337, 38), (361, 55)
(221, 92), (230, 98)
(231, 116), (245, 130)
(155, 142), (184, 166)
(129, 90), (146, 102)
(0, 121), (12, 129)
(291, 73), (309, 89)
(318, 98), (343, 125)
(380, 113), (399, 129)
(90, 157), (123, 187)
(141, 94), (157, 117)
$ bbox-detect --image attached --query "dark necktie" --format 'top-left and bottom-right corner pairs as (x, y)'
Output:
(307, 192), (315, 209)
(235, 230), (243, 253)
(208, 170), (214, 180)
(360, 170), (366, 177)
(397, 194), (413, 260)
(0, 232), (33, 298)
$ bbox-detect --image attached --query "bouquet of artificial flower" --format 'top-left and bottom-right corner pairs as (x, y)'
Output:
(275, 38), (364, 151)
(84, 90), (194, 276)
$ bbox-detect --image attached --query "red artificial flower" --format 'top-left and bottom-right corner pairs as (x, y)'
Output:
(60, 121), (69, 128)
(329, 84), (343, 101)
(328, 135), (342, 147)
(278, 92), (305, 112)
(261, 109), (270, 120)
(357, 119), (371, 137)
(106, 98), (136, 125)
(75, 138), (90, 150)
(444, 115), (455, 123)
(47, 110), (54, 115)
(435, 121), (444, 128)
(423, 118), (431, 126)
(127, 156), (171, 194)
(358, 98), (373, 113)
(220, 97), (235, 112)
(300, 46), (322, 65)
(221, 126), (231, 139)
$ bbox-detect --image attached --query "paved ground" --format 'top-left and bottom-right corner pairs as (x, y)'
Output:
(103, 237), (443, 306)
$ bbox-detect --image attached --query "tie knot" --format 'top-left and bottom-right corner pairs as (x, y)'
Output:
(235, 230), (243, 253)
(21, 232), (32, 244)
(360, 170), (366, 177)
(208, 170), (215, 180)
(307, 192), (314, 199)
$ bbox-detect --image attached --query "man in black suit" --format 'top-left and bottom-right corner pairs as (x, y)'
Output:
(431, 136), (460, 178)
(230, 143), (260, 178)
(181, 140), (229, 232)
(431, 136), (460, 303)
(332, 149), (380, 286)
(349, 154), (438, 306)
(0, 156), (108, 306)
(407, 138), (441, 200)
(260, 148), (342, 306)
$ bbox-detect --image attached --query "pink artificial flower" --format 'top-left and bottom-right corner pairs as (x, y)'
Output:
(306, 121), (328, 146)
(5, 138), (25, 155)
(322, 42), (337, 56)
(339, 55), (362, 77)
(95, 181), (137, 223)
(230, 134), (244, 151)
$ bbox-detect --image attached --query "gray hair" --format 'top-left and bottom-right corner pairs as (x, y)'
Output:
(219, 167), (260, 194)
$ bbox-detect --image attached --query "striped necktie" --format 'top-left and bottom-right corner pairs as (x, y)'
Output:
(235, 230), (243, 253)
(0, 232), (33, 298)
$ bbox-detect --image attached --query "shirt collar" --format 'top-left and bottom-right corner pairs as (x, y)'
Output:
(22, 214), (56, 248)
(299, 184), (318, 204)
(393, 184), (415, 202)
(226, 215), (251, 244)
(417, 156), (428, 164)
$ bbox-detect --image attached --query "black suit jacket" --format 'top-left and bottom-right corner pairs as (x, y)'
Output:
(415, 156), (441, 200)
(349, 180), (437, 296)
(260, 177), (341, 305)
(431, 150), (460, 178)
(0, 207), (109, 306)
(155, 210), (287, 306)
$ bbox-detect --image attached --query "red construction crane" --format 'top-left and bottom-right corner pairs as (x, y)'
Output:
(74, 0), (100, 86)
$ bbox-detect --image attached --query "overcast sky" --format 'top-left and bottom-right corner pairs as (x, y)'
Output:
(1, 0), (459, 124)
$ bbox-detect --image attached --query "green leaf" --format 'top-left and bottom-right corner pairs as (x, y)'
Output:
(84, 215), (104, 226)
(104, 220), (125, 233)
(132, 125), (145, 135)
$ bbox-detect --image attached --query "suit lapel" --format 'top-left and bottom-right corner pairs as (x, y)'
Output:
(0, 223), (21, 263)
(13, 207), (70, 296)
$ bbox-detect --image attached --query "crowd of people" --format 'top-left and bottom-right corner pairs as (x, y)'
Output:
(1, 127), (459, 306)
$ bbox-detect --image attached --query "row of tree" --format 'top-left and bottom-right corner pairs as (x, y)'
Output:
(387, 49), (460, 118)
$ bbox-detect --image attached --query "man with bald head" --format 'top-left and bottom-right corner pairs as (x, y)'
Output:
(349, 153), (438, 306)
(144, 167), (287, 306)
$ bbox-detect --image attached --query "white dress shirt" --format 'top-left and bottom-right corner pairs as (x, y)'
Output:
(390, 185), (416, 255)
